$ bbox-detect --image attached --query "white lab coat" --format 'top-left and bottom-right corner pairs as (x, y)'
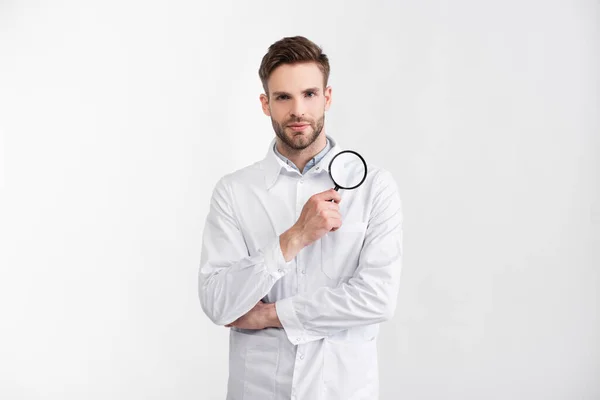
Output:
(199, 135), (403, 399)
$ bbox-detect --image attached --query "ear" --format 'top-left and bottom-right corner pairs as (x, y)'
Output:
(324, 86), (332, 111)
(260, 93), (271, 116)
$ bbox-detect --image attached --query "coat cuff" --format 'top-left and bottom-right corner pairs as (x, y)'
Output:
(275, 297), (323, 345)
(264, 237), (294, 279)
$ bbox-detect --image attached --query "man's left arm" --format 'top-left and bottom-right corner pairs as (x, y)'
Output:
(274, 169), (403, 345)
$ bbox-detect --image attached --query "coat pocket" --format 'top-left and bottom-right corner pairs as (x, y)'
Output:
(321, 221), (368, 280)
(228, 330), (279, 400)
(323, 335), (378, 399)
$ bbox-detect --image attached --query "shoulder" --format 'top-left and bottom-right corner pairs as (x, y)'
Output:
(212, 160), (264, 195)
(362, 163), (403, 224)
(364, 163), (400, 193)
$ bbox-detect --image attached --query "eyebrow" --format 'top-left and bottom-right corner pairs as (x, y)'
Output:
(271, 87), (321, 97)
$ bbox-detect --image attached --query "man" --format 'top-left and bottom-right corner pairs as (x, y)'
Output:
(198, 36), (403, 400)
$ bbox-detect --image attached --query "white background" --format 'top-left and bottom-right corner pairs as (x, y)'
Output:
(1, 0), (598, 399)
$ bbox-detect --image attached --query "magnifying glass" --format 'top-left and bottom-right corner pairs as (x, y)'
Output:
(328, 150), (368, 192)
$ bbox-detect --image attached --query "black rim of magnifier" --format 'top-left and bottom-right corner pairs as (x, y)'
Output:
(328, 150), (368, 190)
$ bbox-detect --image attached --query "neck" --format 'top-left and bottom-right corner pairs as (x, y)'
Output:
(276, 131), (327, 172)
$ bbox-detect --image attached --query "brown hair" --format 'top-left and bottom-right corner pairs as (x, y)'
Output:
(258, 36), (330, 97)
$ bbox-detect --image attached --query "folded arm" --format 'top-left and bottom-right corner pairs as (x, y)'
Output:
(276, 170), (403, 345)
(198, 176), (294, 326)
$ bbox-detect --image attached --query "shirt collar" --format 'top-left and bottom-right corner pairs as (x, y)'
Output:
(273, 137), (332, 174)
(262, 134), (343, 190)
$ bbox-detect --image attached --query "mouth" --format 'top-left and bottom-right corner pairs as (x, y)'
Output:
(288, 123), (310, 132)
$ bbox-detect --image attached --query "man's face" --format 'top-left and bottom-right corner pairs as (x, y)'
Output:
(260, 62), (332, 151)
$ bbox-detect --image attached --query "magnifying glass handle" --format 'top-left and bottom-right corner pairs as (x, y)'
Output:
(330, 185), (340, 202)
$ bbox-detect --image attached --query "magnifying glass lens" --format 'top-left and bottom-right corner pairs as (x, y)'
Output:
(328, 150), (368, 191)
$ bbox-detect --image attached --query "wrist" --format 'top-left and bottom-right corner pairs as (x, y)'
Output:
(264, 303), (282, 328)
(279, 226), (304, 262)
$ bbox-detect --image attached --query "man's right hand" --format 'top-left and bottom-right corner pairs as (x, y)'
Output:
(279, 188), (342, 262)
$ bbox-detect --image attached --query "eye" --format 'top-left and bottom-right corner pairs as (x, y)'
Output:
(276, 95), (290, 101)
(306, 91), (316, 98)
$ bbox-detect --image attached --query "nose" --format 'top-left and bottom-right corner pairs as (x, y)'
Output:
(290, 98), (306, 119)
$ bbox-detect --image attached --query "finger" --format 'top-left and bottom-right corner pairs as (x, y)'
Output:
(322, 213), (342, 230)
(322, 209), (341, 220)
(331, 217), (342, 230)
(323, 201), (340, 211)
(316, 188), (341, 203)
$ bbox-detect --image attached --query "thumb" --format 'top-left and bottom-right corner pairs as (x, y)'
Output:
(322, 188), (341, 203)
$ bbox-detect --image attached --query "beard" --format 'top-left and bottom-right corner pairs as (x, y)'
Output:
(271, 114), (325, 152)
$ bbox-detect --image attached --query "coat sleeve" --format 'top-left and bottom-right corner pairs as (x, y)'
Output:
(198, 176), (294, 326)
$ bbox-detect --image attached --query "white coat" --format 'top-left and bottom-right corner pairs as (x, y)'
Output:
(199, 135), (403, 399)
